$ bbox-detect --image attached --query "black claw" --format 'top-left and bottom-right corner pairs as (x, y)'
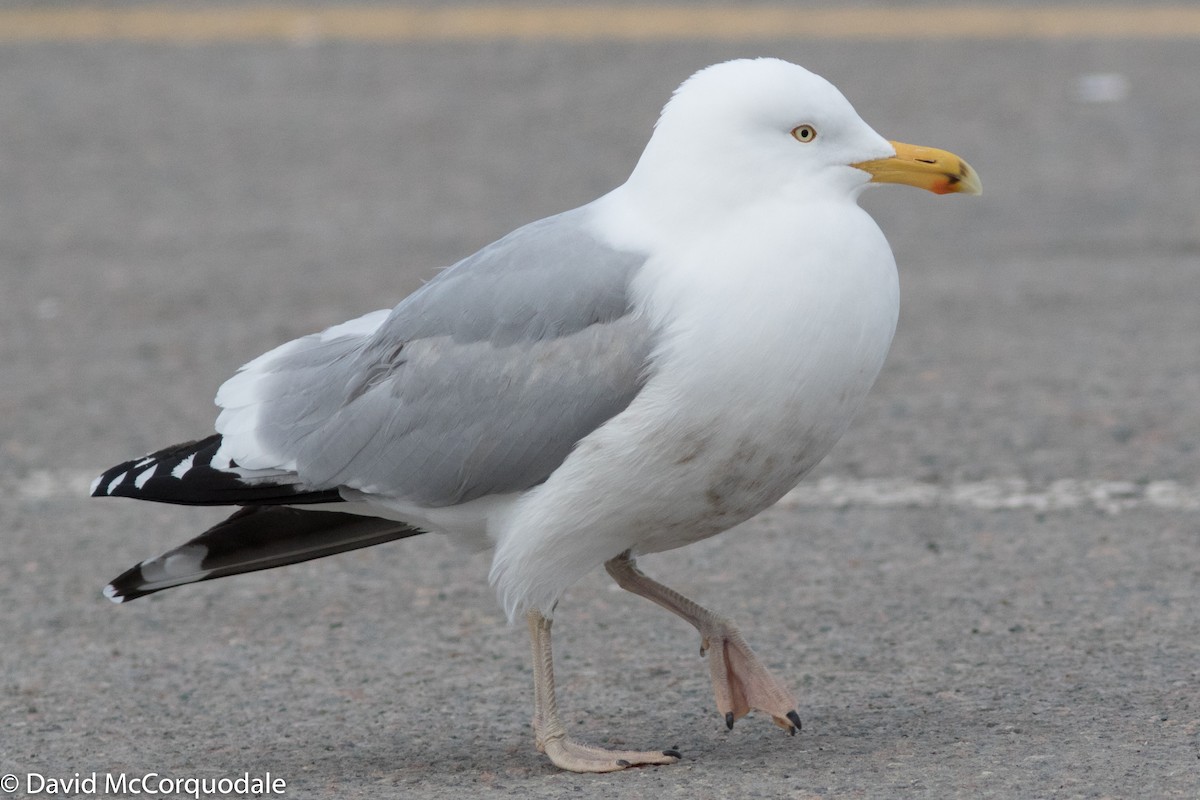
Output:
(787, 710), (803, 732)
(616, 759), (631, 767)
(725, 711), (735, 730)
(662, 749), (682, 759)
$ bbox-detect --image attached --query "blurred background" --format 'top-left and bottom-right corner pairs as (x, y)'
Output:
(1, 3), (1197, 798)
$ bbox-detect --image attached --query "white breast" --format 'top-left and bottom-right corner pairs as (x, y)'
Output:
(488, 194), (899, 619)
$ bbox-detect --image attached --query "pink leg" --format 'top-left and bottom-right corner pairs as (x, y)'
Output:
(605, 551), (801, 734)
(527, 609), (681, 772)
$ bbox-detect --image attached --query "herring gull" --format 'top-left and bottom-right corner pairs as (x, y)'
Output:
(92, 57), (980, 772)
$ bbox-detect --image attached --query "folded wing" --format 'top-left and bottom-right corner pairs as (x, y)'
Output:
(212, 206), (655, 508)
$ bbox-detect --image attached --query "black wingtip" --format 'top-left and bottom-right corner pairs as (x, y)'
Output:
(103, 506), (426, 603)
(92, 434), (340, 507)
(103, 562), (163, 604)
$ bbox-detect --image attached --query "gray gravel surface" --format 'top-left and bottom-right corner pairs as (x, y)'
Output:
(2, 8), (1198, 798)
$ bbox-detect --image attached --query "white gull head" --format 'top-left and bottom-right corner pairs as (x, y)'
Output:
(623, 58), (896, 223)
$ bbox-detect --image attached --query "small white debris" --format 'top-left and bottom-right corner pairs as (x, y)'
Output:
(1076, 73), (1129, 104)
(35, 297), (62, 320)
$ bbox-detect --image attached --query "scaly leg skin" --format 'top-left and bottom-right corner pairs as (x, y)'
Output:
(605, 551), (802, 735)
(527, 610), (682, 772)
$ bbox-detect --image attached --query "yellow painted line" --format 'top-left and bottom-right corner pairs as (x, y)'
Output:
(1, 5), (1200, 43)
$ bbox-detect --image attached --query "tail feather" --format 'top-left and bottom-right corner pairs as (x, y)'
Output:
(105, 506), (425, 603)
(91, 434), (340, 506)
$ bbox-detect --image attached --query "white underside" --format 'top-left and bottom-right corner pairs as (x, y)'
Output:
(485, 189), (899, 618)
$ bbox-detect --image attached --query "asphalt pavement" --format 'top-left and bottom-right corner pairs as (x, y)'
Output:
(1, 5), (1198, 798)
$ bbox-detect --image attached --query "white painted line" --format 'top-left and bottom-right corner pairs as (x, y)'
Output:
(12, 468), (1200, 514)
(780, 477), (1200, 515)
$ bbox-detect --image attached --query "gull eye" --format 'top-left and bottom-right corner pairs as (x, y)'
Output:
(791, 124), (817, 143)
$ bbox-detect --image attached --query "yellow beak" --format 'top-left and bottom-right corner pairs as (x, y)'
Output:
(853, 141), (982, 196)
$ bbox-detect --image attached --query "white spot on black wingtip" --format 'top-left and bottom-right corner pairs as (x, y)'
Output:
(105, 471), (128, 495)
(171, 453), (195, 479)
(133, 464), (158, 489)
(89, 474), (104, 496)
(103, 584), (126, 604)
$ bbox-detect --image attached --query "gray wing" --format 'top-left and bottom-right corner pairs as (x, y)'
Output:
(216, 206), (655, 507)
